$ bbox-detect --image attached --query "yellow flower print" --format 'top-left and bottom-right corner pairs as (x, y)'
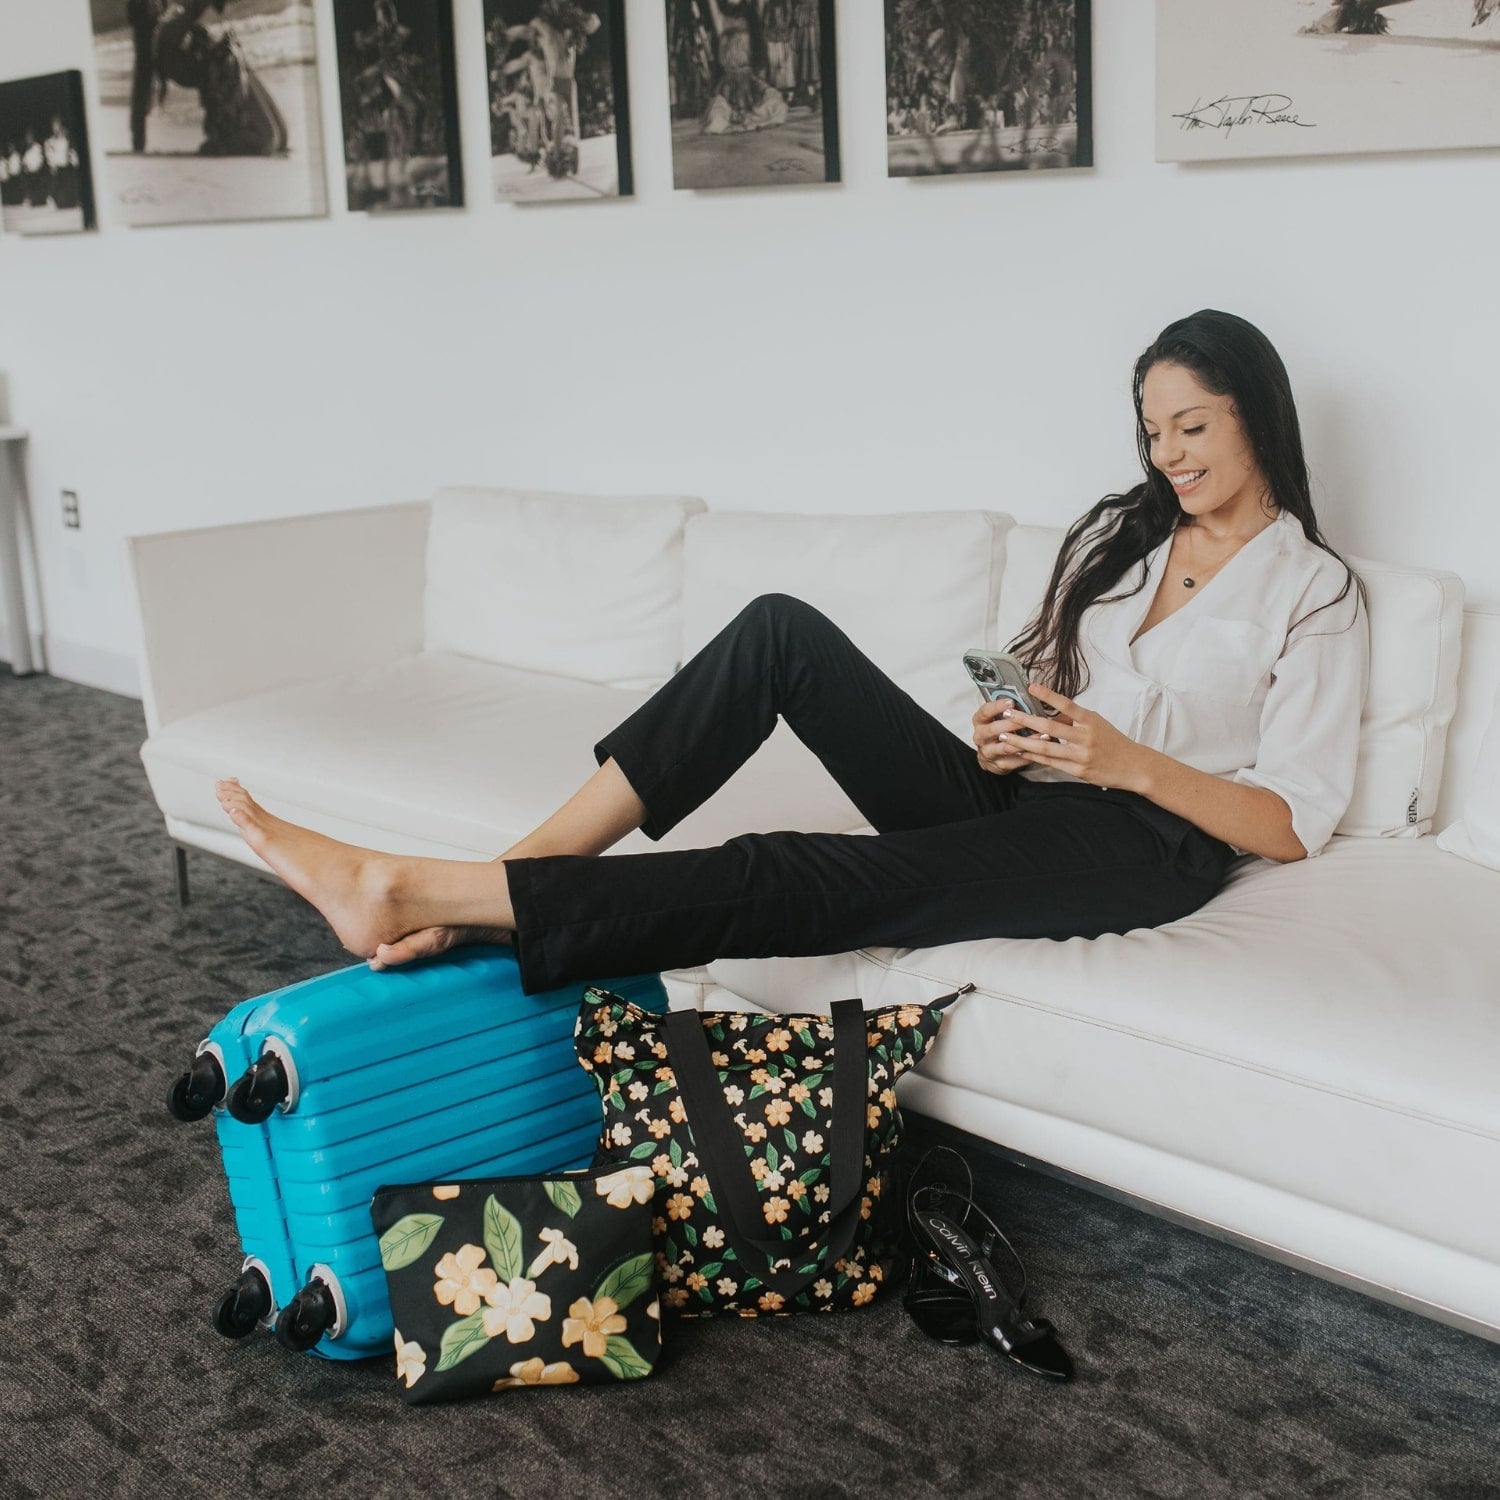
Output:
(711, 1050), (730, 1068)
(686, 1272), (708, 1291)
(652, 1042), (669, 1059)
(664, 1287), (690, 1309)
(860, 1196), (874, 1221)
(867, 1030), (882, 1047)
(481, 1278), (552, 1343)
(765, 1098), (793, 1127)
(813, 1279), (833, 1300)
(745, 1122), (767, 1143)
(879, 1087), (897, 1109)
(493, 1357), (579, 1390)
(758, 1291), (786, 1312)
(652, 1216), (667, 1236)
(866, 1176), (882, 1198)
(647, 1118), (672, 1139)
(660, 1262), (684, 1284)
(669, 1097), (687, 1124)
(897, 1005), (924, 1028)
(690, 1175), (711, 1198)
(527, 1227), (579, 1278)
(592, 1007), (618, 1035)
(716, 1277), (738, 1297)
(787, 1180), (807, 1201)
(723, 1084), (745, 1107)
(788, 1083), (810, 1104)
(434, 1244), (498, 1317)
(666, 1193), (694, 1221)
(561, 1297), (628, 1360)
(703, 1226), (725, 1250)
(765, 1028), (792, 1053)
(655, 1066), (676, 1085)
(595, 1164), (655, 1209)
(763, 1197), (790, 1225)
(867, 1105), (881, 1130)
(852, 1282), (877, 1306)
(652, 1153), (673, 1177)
(593, 1042), (613, 1066)
(870, 1264), (884, 1283)
(745, 1048), (766, 1064)
(750, 1068), (770, 1087)
(802, 1130), (824, 1154)
(394, 1329), (426, 1389)
(431, 1185), (460, 1202)
(749, 1158), (769, 1182)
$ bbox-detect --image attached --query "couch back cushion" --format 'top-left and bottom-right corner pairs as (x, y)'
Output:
(681, 511), (1012, 736)
(998, 524), (1466, 839)
(425, 487), (706, 687)
(1434, 607), (1500, 837)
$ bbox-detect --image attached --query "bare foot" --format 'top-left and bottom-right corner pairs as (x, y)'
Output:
(215, 778), (418, 959)
(370, 924), (513, 970)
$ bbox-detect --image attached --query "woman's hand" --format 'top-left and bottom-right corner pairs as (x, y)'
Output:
(972, 698), (1032, 775)
(990, 683), (1149, 792)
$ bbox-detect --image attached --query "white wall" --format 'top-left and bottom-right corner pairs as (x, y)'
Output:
(2, 1), (1498, 696)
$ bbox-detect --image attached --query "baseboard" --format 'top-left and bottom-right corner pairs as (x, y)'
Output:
(39, 636), (142, 699)
(0, 624), (46, 674)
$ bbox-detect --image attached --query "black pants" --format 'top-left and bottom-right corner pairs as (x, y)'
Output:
(506, 594), (1237, 993)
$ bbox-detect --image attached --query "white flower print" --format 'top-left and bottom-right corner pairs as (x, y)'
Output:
(628, 1082), (649, 1101)
(818, 1087), (833, 1109)
(803, 1131), (825, 1154)
(614, 1042), (636, 1061)
(664, 1164), (689, 1188)
(761, 1169), (785, 1193)
(433, 1244), (498, 1317)
(813, 1279), (833, 1300)
(394, 1329), (426, 1388)
(595, 1164), (655, 1209)
(813, 1183), (831, 1203)
(702, 1225), (725, 1250)
(481, 1278), (552, 1344)
(526, 1227), (579, 1279)
(716, 1278), (738, 1297)
(609, 1122), (633, 1148)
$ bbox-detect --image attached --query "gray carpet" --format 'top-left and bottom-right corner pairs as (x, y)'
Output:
(2, 669), (1497, 1499)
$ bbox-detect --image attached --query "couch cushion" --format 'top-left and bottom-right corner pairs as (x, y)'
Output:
(1437, 678), (1500, 871)
(995, 524), (1465, 838)
(708, 835), (1500, 1268)
(1434, 606), (1500, 834)
(424, 488), (706, 689)
(681, 510), (1012, 740)
(141, 653), (866, 862)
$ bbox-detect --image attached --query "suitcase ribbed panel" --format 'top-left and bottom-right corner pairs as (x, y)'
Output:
(201, 948), (664, 1360)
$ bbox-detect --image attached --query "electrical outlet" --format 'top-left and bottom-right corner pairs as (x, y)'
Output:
(62, 489), (80, 529)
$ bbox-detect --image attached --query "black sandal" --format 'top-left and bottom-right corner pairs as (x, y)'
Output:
(903, 1149), (1075, 1383)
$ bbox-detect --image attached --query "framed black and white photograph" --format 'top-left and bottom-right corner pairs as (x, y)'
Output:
(885, 0), (1092, 176)
(88, 0), (329, 228)
(665, 0), (840, 191)
(1157, 0), (1500, 162)
(334, 0), (463, 212)
(0, 72), (96, 236)
(485, 0), (632, 202)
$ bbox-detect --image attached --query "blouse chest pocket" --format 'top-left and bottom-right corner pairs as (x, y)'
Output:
(1168, 617), (1279, 705)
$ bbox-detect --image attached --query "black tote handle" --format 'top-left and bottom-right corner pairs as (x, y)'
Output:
(664, 999), (867, 1299)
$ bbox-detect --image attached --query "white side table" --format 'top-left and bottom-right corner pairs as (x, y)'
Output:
(0, 426), (38, 676)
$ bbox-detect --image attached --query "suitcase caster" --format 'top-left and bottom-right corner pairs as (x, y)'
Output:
(213, 1263), (273, 1339)
(167, 1048), (227, 1122)
(275, 1276), (340, 1353)
(226, 1045), (296, 1124)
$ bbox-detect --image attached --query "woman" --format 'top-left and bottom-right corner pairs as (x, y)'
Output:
(215, 311), (1369, 994)
(700, 0), (789, 135)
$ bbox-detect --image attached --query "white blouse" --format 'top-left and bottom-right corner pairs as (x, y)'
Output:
(1019, 508), (1371, 860)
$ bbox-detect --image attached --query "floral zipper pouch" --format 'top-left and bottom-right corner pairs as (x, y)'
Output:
(370, 1161), (662, 1405)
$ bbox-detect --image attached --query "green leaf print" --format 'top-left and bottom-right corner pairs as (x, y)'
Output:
(783, 1128), (798, 1154)
(669, 1138), (683, 1168)
(765, 1142), (779, 1172)
(630, 1140), (657, 1160)
(911, 1028), (923, 1051)
(653, 1081), (675, 1096)
(702, 1191), (719, 1215)
(595, 1252), (655, 1311)
(748, 1084), (766, 1101)
(800, 1168), (822, 1185)
(377, 1213), (445, 1272)
(435, 1311), (489, 1372)
(483, 1195), (524, 1283)
(599, 1335), (653, 1381)
(544, 1180), (583, 1219)
(798, 1027), (815, 1047)
(682, 1222), (698, 1248)
(799, 1097), (817, 1119)
(698, 1261), (724, 1280)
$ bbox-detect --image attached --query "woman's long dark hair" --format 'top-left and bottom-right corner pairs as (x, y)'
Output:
(1006, 309), (1366, 698)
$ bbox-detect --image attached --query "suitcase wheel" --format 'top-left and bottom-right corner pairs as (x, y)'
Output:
(212, 1265), (273, 1340)
(275, 1279), (337, 1353)
(166, 1051), (226, 1122)
(226, 1052), (292, 1124)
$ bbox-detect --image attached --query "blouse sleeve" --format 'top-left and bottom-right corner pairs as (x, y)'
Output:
(1230, 574), (1370, 860)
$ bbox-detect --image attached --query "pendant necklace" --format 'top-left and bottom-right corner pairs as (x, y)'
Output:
(1183, 525), (1197, 588)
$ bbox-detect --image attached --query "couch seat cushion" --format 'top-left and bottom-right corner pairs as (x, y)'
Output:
(141, 652), (867, 860)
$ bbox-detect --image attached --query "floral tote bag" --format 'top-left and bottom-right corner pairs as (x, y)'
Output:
(574, 984), (972, 1319)
(370, 1162), (661, 1405)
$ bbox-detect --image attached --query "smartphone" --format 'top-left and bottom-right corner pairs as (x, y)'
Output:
(963, 650), (1060, 738)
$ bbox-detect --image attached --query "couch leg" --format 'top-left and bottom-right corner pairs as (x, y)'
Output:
(174, 845), (190, 908)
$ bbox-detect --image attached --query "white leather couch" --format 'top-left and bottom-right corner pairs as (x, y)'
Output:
(127, 488), (1500, 1342)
